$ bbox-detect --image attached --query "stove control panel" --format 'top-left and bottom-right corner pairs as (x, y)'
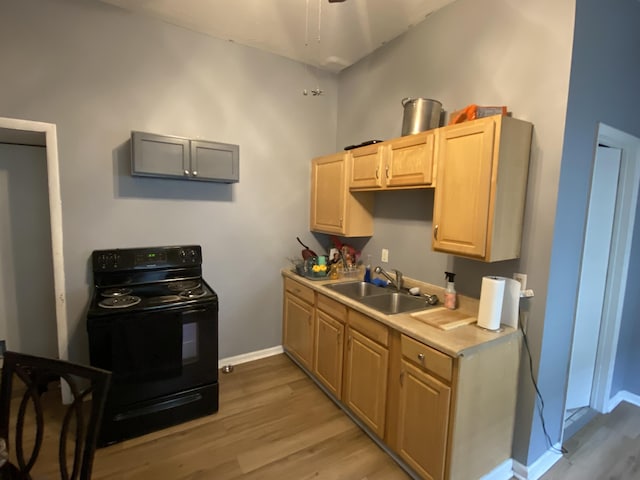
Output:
(93, 245), (202, 271)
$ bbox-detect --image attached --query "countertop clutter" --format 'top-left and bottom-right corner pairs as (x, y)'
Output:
(281, 268), (517, 357)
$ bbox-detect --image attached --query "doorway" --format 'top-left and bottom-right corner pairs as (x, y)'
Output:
(563, 124), (640, 437)
(0, 118), (67, 363)
(0, 143), (58, 357)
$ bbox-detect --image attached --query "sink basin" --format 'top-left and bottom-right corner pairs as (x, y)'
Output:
(358, 292), (431, 315)
(326, 281), (388, 299)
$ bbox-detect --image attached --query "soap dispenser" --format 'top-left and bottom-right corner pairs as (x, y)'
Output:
(363, 255), (372, 283)
(444, 271), (457, 310)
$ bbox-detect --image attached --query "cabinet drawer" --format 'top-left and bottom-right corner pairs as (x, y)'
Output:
(317, 294), (347, 322)
(349, 310), (389, 347)
(284, 278), (315, 305)
(401, 335), (452, 382)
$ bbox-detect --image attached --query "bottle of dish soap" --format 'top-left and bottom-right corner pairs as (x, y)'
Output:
(363, 255), (372, 283)
(444, 271), (457, 310)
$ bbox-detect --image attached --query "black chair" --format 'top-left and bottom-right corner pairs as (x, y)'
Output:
(0, 351), (111, 480)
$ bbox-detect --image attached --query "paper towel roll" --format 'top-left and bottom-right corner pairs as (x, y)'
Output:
(477, 276), (521, 330)
(477, 276), (505, 330)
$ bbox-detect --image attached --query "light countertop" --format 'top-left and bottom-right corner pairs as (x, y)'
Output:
(282, 269), (519, 358)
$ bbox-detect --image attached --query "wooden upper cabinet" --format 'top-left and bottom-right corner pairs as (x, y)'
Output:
(349, 131), (437, 191)
(349, 143), (385, 189)
(310, 152), (374, 237)
(432, 115), (532, 262)
(386, 131), (437, 188)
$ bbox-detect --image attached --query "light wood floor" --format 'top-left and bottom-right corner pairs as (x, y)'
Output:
(540, 400), (640, 480)
(91, 354), (410, 479)
(11, 353), (640, 479)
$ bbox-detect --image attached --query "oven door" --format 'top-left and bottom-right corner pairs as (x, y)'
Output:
(88, 301), (218, 407)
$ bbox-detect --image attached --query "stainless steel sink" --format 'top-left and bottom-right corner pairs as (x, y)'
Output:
(358, 292), (431, 315)
(325, 281), (388, 298)
(326, 281), (433, 315)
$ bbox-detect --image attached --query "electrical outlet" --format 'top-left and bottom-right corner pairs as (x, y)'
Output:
(513, 273), (527, 291)
(381, 248), (389, 263)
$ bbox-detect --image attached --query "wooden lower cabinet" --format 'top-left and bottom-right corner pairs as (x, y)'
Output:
(282, 279), (315, 370)
(313, 305), (346, 399)
(397, 360), (451, 480)
(282, 275), (520, 480)
(343, 315), (389, 439)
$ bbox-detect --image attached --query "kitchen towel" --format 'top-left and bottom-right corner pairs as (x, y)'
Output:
(477, 276), (521, 330)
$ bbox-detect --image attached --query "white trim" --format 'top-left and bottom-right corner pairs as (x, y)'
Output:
(479, 459), (514, 480)
(608, 390), (640, 412)
(512, 445), (563, 480)
(0, 116), (69, 403)
(218, 345), (283, 369)
(591, 123), (640, 413)
(0, 117), (67, 362)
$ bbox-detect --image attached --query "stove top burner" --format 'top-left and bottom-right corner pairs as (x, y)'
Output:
(168, 280), (201, 292)
(101, 287), (133, 298)
(179, 288), (207, 299)
(99, 295), (142, 309)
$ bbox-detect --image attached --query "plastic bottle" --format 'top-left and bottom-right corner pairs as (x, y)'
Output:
(444, 271), (457, 310)
(363, 255), (372, 283)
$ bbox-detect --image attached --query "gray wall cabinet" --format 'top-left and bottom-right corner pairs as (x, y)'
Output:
(131, 131), (239, 183)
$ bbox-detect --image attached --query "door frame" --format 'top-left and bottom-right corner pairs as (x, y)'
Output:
(0, 117), (68, 363)
(588, 123), (640, 413)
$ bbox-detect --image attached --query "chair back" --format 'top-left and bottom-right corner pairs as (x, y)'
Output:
(0, 351), (111, 480)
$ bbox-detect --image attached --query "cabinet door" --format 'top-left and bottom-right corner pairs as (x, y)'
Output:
(131, 131), (190, 179)
(283, 292), (314, 370)
(310, 153), (348, 234)
(349, 143), (384, 189)
(397, 360), (451, 480)
(310, 153), (374, 236)
(343, 328), (389, 438)
(386, 131), (436, 187)
(313, 311), (345, 399)
(432, 118), (496, 258)
(190, 140), (239, 183)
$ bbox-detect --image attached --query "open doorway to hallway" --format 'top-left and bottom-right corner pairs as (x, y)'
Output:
(563, 124), (640, 439)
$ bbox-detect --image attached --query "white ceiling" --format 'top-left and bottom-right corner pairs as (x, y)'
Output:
(99, 0), (457, 73)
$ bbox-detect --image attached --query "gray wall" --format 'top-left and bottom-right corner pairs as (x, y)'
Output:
(336, 0), (575, 466)
(0, 144), (58, 357)
(541, 0), (640, 463)
(0, 0), (338, 362)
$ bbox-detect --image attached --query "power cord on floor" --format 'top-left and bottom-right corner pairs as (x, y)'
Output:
(519, 310), (568, 455)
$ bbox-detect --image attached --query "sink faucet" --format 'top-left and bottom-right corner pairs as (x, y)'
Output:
(374, 266), (403, 291)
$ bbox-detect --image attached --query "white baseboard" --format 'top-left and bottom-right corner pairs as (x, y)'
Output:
(479, 459), (514, 480)
(512, 445), (563, 480)
(218, 345), (283, 369)
(607, 389), (640, 412)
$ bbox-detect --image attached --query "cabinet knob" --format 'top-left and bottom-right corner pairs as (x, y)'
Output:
(433, 225), (439, 240)
(375, 168), (379, 180)
(417, 353), (425, 362)
(184, 169), (190, 176)
(192, 170), (198, 177)
(385, 165), (389, 179)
